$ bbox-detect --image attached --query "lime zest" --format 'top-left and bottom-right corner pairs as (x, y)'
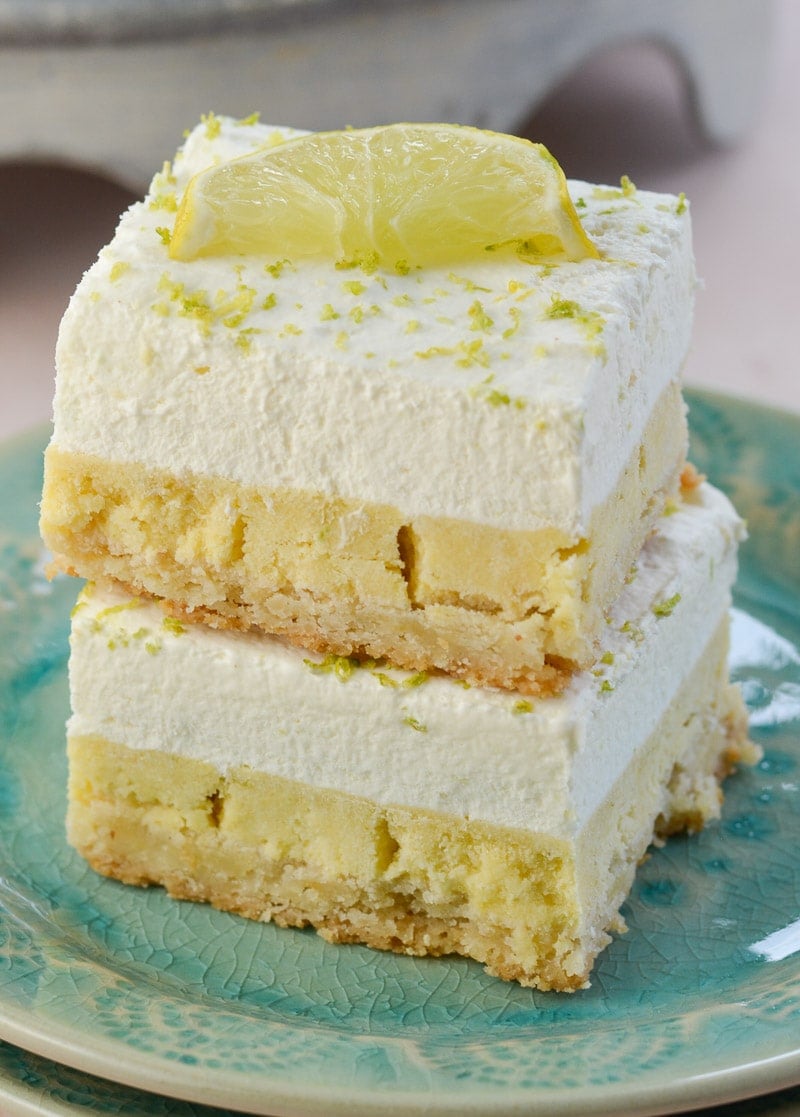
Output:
(653, 593), (682, 618)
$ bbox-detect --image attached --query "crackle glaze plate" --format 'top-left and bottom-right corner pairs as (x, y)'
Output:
(1, 389), (800, 1117)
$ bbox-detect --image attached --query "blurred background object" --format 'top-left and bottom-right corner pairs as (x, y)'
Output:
(0, 0), (772, 188)
(1, 0), (795, 439)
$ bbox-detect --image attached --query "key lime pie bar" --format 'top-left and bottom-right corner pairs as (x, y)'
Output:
(67, 480), (751, 992)
(40, 116), (695, 694)
(45, 116), (754, 990)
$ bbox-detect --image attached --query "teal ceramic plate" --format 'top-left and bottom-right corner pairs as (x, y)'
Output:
(1, 389), (800, 1117)
(0, 1038), (239, 1116)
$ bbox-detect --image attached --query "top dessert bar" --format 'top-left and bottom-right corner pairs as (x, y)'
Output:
(41, 116), (694, 693)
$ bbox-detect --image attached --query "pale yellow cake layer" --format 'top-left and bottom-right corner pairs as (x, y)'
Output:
(66, 618), (750, 992)
(42, 382), (685, 693)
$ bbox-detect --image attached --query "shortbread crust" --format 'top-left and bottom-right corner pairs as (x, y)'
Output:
(42, 381), (685, 692)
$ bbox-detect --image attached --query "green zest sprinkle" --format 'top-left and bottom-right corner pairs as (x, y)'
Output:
(321, 303), (340, 321)
(468, 300), (494, 332)
(236, 111), (261, 126)
(155, 226), (172, 246)
(304, 653), (361, 681)
(158, 273), (183, 300)
(599, 679), (615, 694)
(676, 192), (688, 215)
(265, 259), (290, 278)
(149, 192), (178, 213)
(216, 283), (257, 328)
(600, 651), (615, 665)
(592, 176), (637, 202)
(372, 668), (428, 689)
(469, 375), (526, 409)
(262, 292), (277, 310)
(547, 296), (580, 320)
(620, 620), (644, 643)
(449, 273), (491, 293)
(486, 387), (524, 408)
(403, 672), (428, 689)
(403, 715), (427, 733)
(181, 292), (213, 331)
(235, 328), (260, 352)
(342, 280), (367, 296)
(416, 344), (453, 360)
(109, 261), (130, 283)
(148, 161), (177, 213)
(94, 600), (143, 621)
(512, 699), (533, 714)
(415, 338), (489, 369)
(335, 251), (379, 275)
(201, 111), (222, 139)
(455, 339), (489, 368)
(162, 616), (185, 635)
(653, 593), (681, 618)
(620, 174), (637, 197)
(545, 296), (606, 357)
(502, 306), (522, 339)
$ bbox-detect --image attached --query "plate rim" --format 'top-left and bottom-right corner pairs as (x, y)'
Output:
(2, 1001), (800, 1117)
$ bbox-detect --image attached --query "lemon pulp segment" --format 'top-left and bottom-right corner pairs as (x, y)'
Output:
(170, 123), (598, 268)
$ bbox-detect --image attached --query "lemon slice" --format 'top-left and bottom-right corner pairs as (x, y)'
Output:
(169, 122), (598, 268)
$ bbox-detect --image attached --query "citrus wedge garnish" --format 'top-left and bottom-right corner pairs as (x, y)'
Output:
(169, 123), (598, 268)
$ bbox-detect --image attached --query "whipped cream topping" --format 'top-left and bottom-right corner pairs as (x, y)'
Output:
(50, 116), (695, 534)
(68, 483), (742, 838)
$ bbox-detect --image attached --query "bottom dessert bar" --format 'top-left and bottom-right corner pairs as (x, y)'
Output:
(65, 482), (755, 991)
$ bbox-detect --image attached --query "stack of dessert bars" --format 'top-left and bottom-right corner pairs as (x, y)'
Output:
(40, 116), (753, 990)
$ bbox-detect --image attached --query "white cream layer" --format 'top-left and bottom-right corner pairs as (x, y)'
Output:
(51, 116), (694, 535)
(67, 482), (742, 838)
